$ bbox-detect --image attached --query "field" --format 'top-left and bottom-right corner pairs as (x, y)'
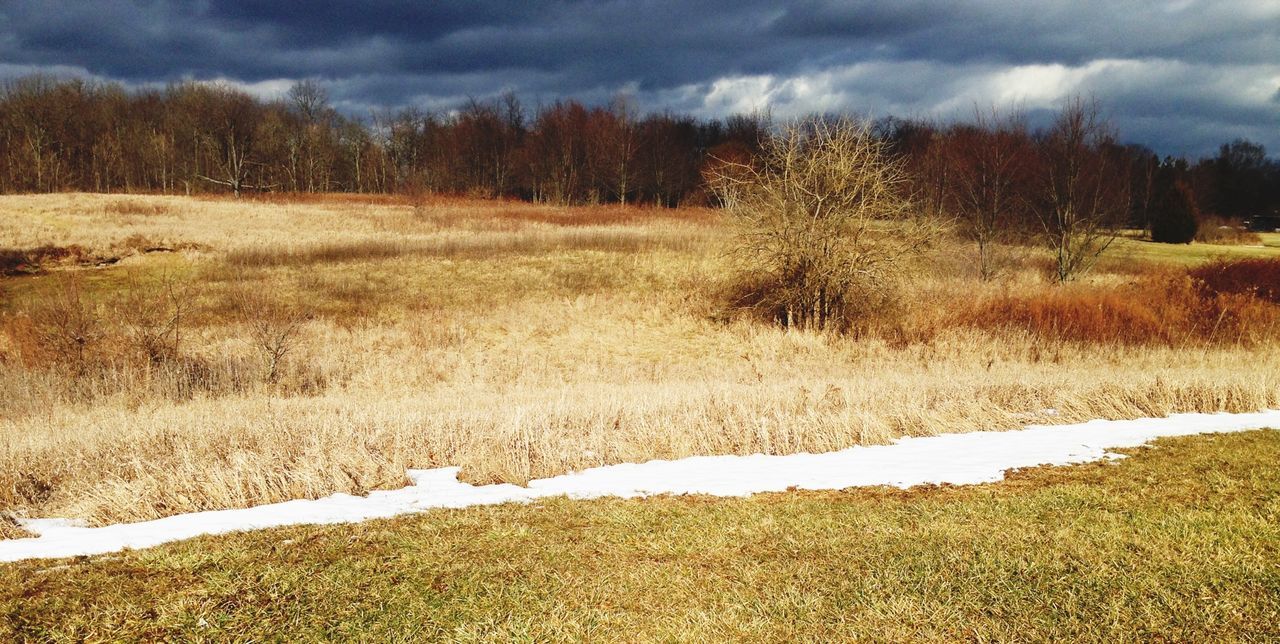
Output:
(1109, 230), (1280, 265)
(2, 193), (1280, 533)
(4, 430), (1277, 640)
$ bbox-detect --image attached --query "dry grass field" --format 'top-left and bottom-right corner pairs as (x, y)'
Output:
(2, 193), (1279, 529)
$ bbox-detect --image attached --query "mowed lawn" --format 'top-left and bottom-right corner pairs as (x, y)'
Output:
(3, 431), (1277, 641)
(1107, 231), (1280, 266)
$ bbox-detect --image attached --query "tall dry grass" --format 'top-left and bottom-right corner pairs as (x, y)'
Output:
(1190, 257), (1280, 304)
(4, 331), (1277, 525)
(1, 193), (1279, 527)
(1196, 216), (1263, 246)
(946, 270), (1280, 346)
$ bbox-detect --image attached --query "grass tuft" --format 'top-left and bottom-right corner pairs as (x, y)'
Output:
(0, 515), (32, 541)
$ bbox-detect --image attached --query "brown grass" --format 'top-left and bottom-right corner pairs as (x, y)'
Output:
(1196, 216), (1263, 245)
(949, 269), (1280, 346)
(0, 193), (1278, 528)
(224, 191), (442, 207)
(489, 204), (719, 227)
(1190, 257), (1280, 304)
(102, 199), (173, 217)
(0, 514), (32, 540)
(222, 228), (706, 269)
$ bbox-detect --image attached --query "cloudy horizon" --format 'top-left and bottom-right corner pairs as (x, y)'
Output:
(2, 0), (1277, 158)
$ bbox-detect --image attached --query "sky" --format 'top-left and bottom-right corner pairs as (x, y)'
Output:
(1, 0), (1277, 158)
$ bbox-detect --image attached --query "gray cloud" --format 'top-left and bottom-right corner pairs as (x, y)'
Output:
(0, 0), (1276, 157)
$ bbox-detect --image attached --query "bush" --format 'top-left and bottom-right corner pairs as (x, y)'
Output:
(28, 277), (105, 371)
(1194, 216), (1262, 246)
(1189, 258), (1280, 304)
(231, 287), (310, 383)
(707, 117), (930, 332)
(1151, 181), (1198, 244)
(115, 271), (193, 365)
(951, 268), (1280, 346)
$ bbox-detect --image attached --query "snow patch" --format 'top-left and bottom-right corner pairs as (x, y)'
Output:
(3, 410), (1278, 563)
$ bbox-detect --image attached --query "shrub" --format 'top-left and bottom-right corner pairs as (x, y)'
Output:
(1194, 216), (1262, 246)
(1151, 181), (1199, 244)
(231, 287), (310, 383)
(1189, 258), (1280, 305)
(28, 276), (106, 371)
(951, 270), (1280, 346)
(114, 271), (193, 365)
(707, 117), (930, 331)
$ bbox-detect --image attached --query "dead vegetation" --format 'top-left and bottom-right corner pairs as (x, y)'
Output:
(0, 514), (32, 540)
(102, 199), (174, 217)
(0, 193), (1278, 527)
(0, 244), (90, 275)
(1196, 216), (1263, 246)
(222, 227), (709, 268)
(1190, 257), (1280, 304)
(948, 266), (1280, 346)
(709, 117), (934, 331)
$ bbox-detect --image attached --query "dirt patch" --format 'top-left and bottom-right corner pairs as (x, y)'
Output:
(0, 245), (92, 276)
(1, 238), (205, 277)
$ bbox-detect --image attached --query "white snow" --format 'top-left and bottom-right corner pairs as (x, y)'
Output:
(3, 409), (1279, 563)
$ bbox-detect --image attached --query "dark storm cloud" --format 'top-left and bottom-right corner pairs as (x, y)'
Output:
(0, 0), (1276, 157)
(769, 1), (1280, 66)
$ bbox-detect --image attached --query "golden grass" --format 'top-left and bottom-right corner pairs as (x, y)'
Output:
(0, 515), (32, 540)
(1, 193), (1279, 527)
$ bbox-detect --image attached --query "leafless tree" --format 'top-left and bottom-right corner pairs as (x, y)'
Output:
(707, 116), (933, 331)
(284, 79), (335, 192)
(288, 79), (328, 123)
(30, 275), (103, 371)
(116, 270), (192, 365)
(1034, 97), (1130, 282)
(602, 95), (638, 204)
(232, 287), (309, 383)
(192, 84), (276, 196)
(945, 106), (1035, 280)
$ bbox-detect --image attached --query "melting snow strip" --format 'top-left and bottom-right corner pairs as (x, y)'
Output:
(4, 410), (1279, 563)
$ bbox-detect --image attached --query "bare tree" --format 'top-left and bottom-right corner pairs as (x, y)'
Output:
(288, 79), (328, 123)
(232, 288), (309, 383)
(30, 275), (103, 371)
(116, 270), (192, 365)
(707, 117), (932, 331)
(193, 84), (275, 196)
(602, 94), (638, 204)
(1035, 97), (1129, 282)
(285, 79), (332, 192)
(945, 106), (1034, 280)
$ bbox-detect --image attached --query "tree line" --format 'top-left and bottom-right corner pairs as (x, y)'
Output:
(0, 75), (764, 205)
(2, 75), (1277, 228)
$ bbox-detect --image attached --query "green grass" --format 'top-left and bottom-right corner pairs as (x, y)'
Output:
(1106, 232), (1280, 266)
(3, 430), (1278, 641)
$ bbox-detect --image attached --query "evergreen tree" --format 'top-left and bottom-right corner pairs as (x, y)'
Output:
(1151, 180), (1199, 244)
